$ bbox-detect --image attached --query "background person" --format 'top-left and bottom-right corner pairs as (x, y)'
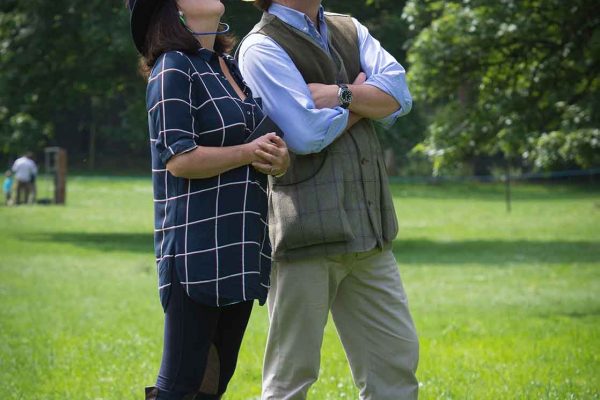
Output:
(11, 152), (38, 205)
(126, 0), (289, 399)
(3, 170), (13, 206)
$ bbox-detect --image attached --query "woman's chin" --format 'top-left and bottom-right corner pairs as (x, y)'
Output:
(217, 2), (226, 17)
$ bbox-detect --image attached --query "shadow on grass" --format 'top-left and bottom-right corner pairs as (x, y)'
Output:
(389, 183), (600, 201)
(23, 232), (154, 254)
(22, 232), (600, 265)
(393, 239), (600, 265)
(550, 309), (600, 319)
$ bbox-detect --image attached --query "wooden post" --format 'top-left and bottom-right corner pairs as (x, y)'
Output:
(55, 149), (67, 205)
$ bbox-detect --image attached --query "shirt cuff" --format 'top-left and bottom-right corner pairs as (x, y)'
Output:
(312, 107), (350, 153)
(157, 141), (198, 165)
(377, 108), (403, 129)
(364, 74), (412, 128)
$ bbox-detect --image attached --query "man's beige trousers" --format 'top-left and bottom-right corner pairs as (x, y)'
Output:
(262, 249), (419, 400)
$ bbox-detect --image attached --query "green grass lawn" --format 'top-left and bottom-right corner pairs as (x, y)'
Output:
(0, 177), (598, 399)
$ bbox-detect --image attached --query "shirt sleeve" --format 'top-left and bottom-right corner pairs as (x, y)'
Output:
(238, 35), (349, 155)
(147, 52), (199, 165)
(353, 18), (413, 129)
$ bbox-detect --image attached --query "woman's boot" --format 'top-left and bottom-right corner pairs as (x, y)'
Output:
(145, 387), (159, 400)
(145, 386), (205, 400)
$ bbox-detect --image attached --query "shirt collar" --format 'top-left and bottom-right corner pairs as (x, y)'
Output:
(268, 3), (327, 38)
(198, 47), (218, 62)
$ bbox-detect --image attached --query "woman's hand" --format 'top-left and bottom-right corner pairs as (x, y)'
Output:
(249, 134), (290, 177)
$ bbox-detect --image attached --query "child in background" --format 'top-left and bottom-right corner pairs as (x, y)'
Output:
(3, 170), (13, 205)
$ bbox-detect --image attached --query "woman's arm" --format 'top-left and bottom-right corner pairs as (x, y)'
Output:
(148, 53), (288, 179)
(167, 133), (285, 179)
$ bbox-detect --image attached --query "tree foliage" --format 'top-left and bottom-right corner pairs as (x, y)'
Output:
(404, 0), (600, 173)
(0, 0), (145, 167)
(1, 0), (418, 170)
(1, 0), (597, 175)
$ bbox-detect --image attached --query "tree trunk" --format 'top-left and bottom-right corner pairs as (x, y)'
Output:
(88, 122), (96, 170)
(88, 97), (99, 170)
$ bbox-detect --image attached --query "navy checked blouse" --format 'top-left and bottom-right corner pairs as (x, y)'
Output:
(147, 49), (271, 309)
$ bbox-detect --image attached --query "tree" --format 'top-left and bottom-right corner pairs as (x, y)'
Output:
(0, 0), (424, 173)
(404, 0), (600, 174)
(0, 0), (145, 168)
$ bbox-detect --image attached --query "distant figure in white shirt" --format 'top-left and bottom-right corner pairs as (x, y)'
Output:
(12, 152), (38, 205)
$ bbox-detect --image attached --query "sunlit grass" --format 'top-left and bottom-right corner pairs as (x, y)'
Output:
(0, 177), (598, 399)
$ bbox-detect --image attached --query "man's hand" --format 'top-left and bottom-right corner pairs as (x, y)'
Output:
(308, 72), (367, 109)
(306, 83), (339, 109)
(353, 72), (367, 85)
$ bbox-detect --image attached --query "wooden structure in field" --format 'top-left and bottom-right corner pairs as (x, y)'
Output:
(44, 147), (67, 205)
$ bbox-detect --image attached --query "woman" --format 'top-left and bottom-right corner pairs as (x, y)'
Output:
(126, 0), (290, 399)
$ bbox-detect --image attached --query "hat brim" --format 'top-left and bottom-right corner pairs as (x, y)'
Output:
(130, 0), (162, 54)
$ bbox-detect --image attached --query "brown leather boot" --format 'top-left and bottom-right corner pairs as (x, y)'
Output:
(145, 386), (209, 400)
(145, 387), (159, 400)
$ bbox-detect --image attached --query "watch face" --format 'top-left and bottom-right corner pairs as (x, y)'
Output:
(339, 86), (353, 108)
(341, 89), (353, 104)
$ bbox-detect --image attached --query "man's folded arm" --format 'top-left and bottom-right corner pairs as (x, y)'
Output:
(238, 36), (350, 155)
(351, 17), (413, 128)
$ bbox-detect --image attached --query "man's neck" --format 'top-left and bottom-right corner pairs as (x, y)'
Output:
(274, 0), (321, 26)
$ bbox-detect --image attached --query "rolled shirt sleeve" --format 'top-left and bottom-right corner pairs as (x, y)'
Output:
(238, 35), (349, 155)
(353, 18), (413, 128)
(147, 52), (199, 164)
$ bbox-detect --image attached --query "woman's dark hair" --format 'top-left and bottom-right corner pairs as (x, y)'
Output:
(254, 0), (273, 11)
(138, 0), (236, 77)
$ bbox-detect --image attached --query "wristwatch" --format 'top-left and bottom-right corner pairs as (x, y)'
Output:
(337, 84), (353, 109)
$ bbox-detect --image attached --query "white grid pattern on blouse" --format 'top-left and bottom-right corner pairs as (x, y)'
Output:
(147, 50), (271, 307)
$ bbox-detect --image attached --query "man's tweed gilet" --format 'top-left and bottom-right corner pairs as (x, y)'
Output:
(245, 12), (398, 261)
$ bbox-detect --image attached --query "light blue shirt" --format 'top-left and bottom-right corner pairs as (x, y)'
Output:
(238, 3), (413, 155)
(3, 176), (12, 194)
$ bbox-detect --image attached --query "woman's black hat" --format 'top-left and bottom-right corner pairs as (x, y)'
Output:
(127, 0), (163, 54)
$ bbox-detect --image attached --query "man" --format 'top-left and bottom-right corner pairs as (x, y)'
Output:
(238, 1), (419, 399)
(12, 152), (37, 205)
